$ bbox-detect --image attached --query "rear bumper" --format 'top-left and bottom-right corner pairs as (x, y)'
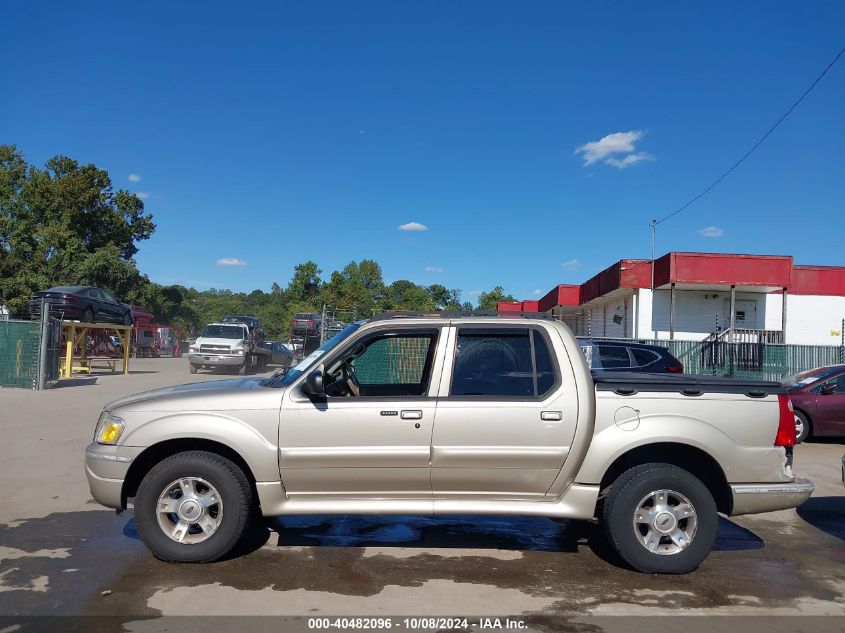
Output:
(729, 476), (814, 515)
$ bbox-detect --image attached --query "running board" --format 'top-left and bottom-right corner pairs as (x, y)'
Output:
(255, 482), (599, 520)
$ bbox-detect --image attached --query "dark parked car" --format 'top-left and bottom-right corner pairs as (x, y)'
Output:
(260, 341), (294, 368)
(580, 340), (684, 373)
(29, 286), (133, 325)
(782, 365), (845, 443)
(291, 312), (322, 336)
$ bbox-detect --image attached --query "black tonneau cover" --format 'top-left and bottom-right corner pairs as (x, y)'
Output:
(592, 371), (784, 398)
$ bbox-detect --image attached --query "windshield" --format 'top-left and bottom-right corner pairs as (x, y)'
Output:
(271, 322), (362, 387)
(781, 367), (841, 388)
(201, 325), (245, 339)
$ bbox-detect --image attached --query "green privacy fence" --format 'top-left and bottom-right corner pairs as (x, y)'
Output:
(0, 320), (40, 388)
(591, 337), (844, 381)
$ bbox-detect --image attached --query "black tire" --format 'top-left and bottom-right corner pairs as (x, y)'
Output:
(135, 451), (253, 563)
(189, 363), (199, 374)
(237, 362), (247, 376)
(123, 311), (133, 326)
(794, 410), (812, 443)
(82, 307), (95, 323)
(603, 463), (718, 574)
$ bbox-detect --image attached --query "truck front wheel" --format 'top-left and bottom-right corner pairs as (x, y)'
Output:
(603, 463), (718, 574)
(134, 451), (253, 563)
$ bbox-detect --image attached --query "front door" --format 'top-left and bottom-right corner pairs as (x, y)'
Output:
(431, 325), (578, 501)
(280, 327), (443, 499)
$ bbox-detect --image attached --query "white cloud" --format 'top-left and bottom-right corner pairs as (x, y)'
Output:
(562, 259), (581, 271)
(605, 151), (654, 169)
(217, 257), (248, 267)
(128, 173), (142, 183)
(137, 192), (150, 200)
(424, 266), (444, 273)
(575, 130), (653, 168)
(533, 288), (543, 295)
(698, 226), (725, 238)
(399, 221), (428, 232)
(469, 290), (483, 296)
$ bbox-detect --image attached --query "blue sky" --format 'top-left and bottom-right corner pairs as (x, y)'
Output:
(3, 2), (844, 303)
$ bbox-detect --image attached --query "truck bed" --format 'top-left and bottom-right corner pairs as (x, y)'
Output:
(592, 371), (785, 397)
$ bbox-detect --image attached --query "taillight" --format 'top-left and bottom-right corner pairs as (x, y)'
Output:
(775, 394), (796, 447)
(307, 319), (314, 324)
(667, 364), (683, 373)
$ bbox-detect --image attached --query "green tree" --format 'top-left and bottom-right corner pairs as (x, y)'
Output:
(0, 145), (154, 315)
(286, 261), (322, 305)
(476, 286), (516, 311)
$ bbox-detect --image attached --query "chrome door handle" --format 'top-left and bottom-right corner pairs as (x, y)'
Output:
(541, 411), (562, 421)
(401, 410), (423, 420)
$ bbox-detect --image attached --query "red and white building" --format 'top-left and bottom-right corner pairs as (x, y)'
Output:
(500, 252), (845, 347)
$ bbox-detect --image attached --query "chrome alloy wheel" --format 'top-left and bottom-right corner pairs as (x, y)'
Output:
(794, 414), (805, 440)
(632, 489), (698, 555)
(156, 477), (223, 544)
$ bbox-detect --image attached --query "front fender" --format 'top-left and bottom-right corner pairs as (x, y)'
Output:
(119, 412), (280, 481)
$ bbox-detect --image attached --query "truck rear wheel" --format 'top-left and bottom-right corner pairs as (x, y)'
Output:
(603, 463), (718, 574)
(134, 451), (253, 563)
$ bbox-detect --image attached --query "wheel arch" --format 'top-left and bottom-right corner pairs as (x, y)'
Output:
(598, 442), (733, 515)
(121, 439), (259, 508)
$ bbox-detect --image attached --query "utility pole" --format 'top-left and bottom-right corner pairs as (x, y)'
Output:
(650, 219), (657, 338)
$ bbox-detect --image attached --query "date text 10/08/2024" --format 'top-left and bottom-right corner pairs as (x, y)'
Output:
(307, 617), (528, 630)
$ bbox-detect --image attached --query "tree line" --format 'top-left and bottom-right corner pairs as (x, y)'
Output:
(0, 146), (516, 340)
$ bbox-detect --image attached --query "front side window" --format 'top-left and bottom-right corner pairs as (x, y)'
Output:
(323, 329), (438, 397)
(450, 327), (557, 397)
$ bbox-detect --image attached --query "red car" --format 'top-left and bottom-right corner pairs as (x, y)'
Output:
(782, 364), (845, 442)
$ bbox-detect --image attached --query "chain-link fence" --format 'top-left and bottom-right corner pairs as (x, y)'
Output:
(0, 320), (40, 388)
(590, 336), (844, 381)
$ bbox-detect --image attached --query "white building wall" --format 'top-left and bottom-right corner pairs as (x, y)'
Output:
(784, 295), (845, 346)
(564, 288), (843, 346)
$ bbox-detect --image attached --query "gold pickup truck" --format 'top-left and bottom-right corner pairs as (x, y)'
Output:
(85, 314), (813, 573)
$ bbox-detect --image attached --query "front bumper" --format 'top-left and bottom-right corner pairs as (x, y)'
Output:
(188, 353), (245, 367)
(85, 443), (143, 509)
(729, 476), (814, 515)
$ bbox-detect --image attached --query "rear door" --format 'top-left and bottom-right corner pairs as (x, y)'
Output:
(430, 324), (578, 500)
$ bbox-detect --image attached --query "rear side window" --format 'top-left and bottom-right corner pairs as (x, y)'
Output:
(631, 348), (659, 367)
(597, 345), (632, 368)
(451, 327), (557, 397)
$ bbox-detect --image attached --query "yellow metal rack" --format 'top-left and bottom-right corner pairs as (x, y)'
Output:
(61, 322), (132, 378)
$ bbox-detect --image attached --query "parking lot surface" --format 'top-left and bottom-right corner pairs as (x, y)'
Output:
(1, 359), (843, 630)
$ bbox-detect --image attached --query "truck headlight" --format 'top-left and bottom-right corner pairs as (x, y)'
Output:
(190, 345), (200, 353)
(94, 412), (125, 445)
(234, 348), (244, 355)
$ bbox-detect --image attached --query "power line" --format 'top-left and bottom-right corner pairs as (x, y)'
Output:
(656, 44), (845, 226)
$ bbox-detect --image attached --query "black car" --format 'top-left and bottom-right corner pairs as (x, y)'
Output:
(29, 286), (133, 325)
(580, 340), (684, 373)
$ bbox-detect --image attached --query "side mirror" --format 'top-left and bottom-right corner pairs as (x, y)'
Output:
(820, 382), (836, 395)
(305, 370), (324, 396)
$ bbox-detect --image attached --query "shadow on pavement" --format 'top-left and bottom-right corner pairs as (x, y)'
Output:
(51, 378), (99, 388)
(796, 496), (845, 541)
